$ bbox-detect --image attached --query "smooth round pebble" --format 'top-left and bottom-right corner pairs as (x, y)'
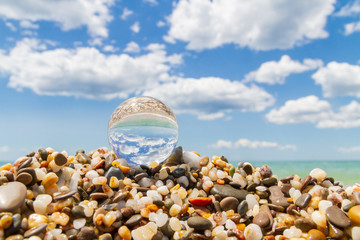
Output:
(244, 223), (263, 240)
(349, 205), (360, 226)
(187, 216), (212, 230)
(0, 182), (27, 212)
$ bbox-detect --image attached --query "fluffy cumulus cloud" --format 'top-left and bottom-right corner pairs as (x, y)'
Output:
(266, 95), (360, 128)
(130, 22), (140, 33)
(143, 77), (275, 120)
(244, 55), (323, 84)
(336, 0), (360, 35)
(124, 41), (141, 53)
(165, 0), (335, 51)
(210, 138), (297, 151)
(0, 38), (182, 100)
(312, 61), (360, 98)
(0, 0), (114, 38)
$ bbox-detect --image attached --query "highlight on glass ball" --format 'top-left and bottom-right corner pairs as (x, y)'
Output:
(108, 96), (179, 166)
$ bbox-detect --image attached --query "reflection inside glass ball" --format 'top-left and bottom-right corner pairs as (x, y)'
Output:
(108, 97), (178, 166)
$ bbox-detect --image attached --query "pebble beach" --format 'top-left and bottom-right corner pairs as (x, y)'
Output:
(1, 146), (360, 240)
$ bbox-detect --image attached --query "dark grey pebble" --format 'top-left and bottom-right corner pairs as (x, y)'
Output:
(210, 184), (247, 201)
(242, 163), (253, 175)
(161, 220), (175, 237)
(105, 166), (124, 182)
(38, 148), (48, 161)
(280, 184), (292, 197)
(104, 154), (115, 170)
(5, 213), (21, 237)
(53, 190), (76, 201)
(152, 231), (164, 240)
(125, 214), (142, 227)
(18, 157), (32, 170)
(17, 168), (37, 186)
(54, 152), (67, 166)
(262, 177), (277, 187)
(187, 216), (212, 230)
(134, 173), (148, 182)
(280, 175), (294, 183)
(72, 205), (85, 218)
(172, 168), (186, 178)
(164, 198), (174, 209)
(77, 227), (96, 240)
(237, 200), (248, 218)
(15, 172), (33, 186)
(220, 197), (239, 211)
(326, 205), (351, 228)
(295, 193), (312, 208)
(246, 183), (258, 192)
(294, 218), (317, 232)
(24, 223), (47, 238)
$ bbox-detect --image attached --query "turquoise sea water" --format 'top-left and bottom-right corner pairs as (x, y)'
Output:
(230, 160), (360, 186)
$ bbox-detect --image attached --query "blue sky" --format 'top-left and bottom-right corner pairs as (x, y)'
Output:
(0, 0), (360, 162)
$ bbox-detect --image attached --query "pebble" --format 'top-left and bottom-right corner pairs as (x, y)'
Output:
(328, 222), (344, 239)
(15, 172), (33, 186)
(24, 223), (47, 238)
(0, 182), (27, 211)
(253, 212), (270, 228)
(38, 148), (48, 160)
(76, 227), (96, 240)
(54, 153), (67, 166)
(349, 205), (360, 226)
(295, 193), (312, 208)
(307, 229), (326, 240)
(104, 167), (124, 182)
(138, 177), (154, 188)
(125, 214), (142, 227)
(187, 216), (212, 230)
(326, 205), (351, 228)
(210, 184), (247, 201)
(244, 224), (262, 240)
(172, 168), (186, 178)
(309, 168), (327, 181)
(220, 197), (239, 211)
(131, 222), (157, 240)
(269, 185), (290, 208)
(294, 218), (317, 232)
(199, 156), (209, 166)
(237, 200), (248, 217)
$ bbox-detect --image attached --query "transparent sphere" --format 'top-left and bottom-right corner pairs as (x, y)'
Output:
(108, 96), (179, 166)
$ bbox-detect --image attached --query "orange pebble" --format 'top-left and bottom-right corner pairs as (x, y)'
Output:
(146, 204), (159, 212)
(40, 161), (49, 168)
(119, 165), (130, 174)
(0, 163), (11, 171)
(236, 223), (245, 231)
(95, 160), (105, 169)
(217, 179), (225, 185)
(189, 197), (213, 206)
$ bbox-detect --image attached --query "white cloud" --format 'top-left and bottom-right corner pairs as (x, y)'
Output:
(210, 138), (297, 151)
(0, 38), (181, 100)
(20, 20), (39, 29)
(102, 45), (119, 52)
(0, 146), (9, 153)
(120, 7), (133, 20)
(244, 55), (323, 85)
(143, 0), (158, 5)
(165, 0), (335, 51)
(130, 21), (140, 33)
(5, 22), (16, 31)
(312, 61), (360, 98)
(157, 21), (166, 27)
(336, 0), (360, 35)
(143, 77), (275, 120)
(337, 145), (360, 153)
(266, 95), (360, 128)
(124, 41), (141, 53)
(0, 0), (114, 38)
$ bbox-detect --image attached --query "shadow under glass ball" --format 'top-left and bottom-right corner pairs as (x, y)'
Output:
(108, 97), (179, 166)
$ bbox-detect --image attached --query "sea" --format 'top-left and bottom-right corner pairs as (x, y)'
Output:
(229, 160), (360, 187)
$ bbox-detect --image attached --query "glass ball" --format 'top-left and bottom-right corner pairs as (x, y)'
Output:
(108, 96), (178, 166)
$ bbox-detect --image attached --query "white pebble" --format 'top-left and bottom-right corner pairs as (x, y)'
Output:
(246, 194), (259, 209)
(244, 224), (263, 240)
(225, 219), (236, 230)
(157, 186), (169, 195)
(212, 226), (225, 236)
(183, 151), (201, 168)
(131, 222), (157, 240)
(318, 200), (333, 213)
(352, 226), (360, 240)
(311, 211), (326, 228)
(156, 213), (168, 227)
(309, 168), (327, 181)
(283, 226), (302, 238)
(177, 176), (189, 187)
(73, 218), (86, 229)
(169, 217), (182, 231)
(169, 204), (181, 217)
(233, 173), (247, 188)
